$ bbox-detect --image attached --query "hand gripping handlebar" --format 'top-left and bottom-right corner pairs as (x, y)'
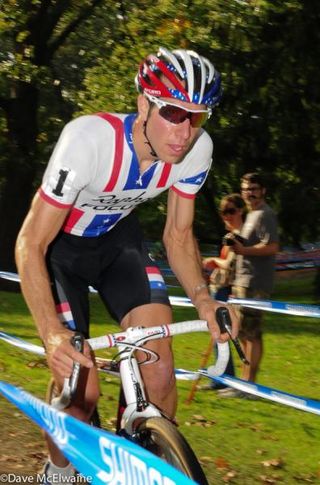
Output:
(215, 307), (249, 364)
(51, 333), (84, 410)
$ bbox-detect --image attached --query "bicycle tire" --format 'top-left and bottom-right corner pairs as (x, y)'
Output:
(135, 416), (208, 485)
(45, 378), (101, 427)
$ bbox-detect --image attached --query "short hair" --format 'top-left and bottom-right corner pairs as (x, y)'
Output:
(241, 172), (266, 188)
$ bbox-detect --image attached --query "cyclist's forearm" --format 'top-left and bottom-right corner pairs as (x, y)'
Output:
(15, 242), (63, 343)
(164, 229), (210, 304)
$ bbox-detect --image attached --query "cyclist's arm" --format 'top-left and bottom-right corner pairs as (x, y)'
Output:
(163, 190), (239, 340)
(15, 192), (92, 373)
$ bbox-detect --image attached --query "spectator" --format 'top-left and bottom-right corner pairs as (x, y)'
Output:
(219, 172), (279, 397)
(204, 193), (246, 302)
(201, 193), (246, 389)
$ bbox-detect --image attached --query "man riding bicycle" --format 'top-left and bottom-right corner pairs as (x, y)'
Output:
(15, 46), (239, 481)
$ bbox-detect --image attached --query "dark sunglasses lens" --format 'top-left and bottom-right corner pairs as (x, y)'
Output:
(159, 105), (188, 124)
(159, 106), (208, 127)
(221, 208), (236, 216)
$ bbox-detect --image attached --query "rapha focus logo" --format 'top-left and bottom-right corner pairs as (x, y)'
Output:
(80, 193), (151, 211)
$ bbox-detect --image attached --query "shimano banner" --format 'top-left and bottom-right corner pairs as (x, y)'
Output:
(0, 381), (195, 485)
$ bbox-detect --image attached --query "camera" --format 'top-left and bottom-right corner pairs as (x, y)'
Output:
(222, 233), (245, 246)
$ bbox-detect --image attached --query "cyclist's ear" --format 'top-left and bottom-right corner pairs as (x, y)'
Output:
(137, 94), (150, 120)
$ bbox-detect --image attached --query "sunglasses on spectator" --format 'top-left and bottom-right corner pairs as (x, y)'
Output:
(241, 185), (261, 192)
(145, 93), (212, 128)
(220, 207), (237, 216)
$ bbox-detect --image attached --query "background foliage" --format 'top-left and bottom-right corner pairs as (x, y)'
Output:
(0, 0), (320, 272)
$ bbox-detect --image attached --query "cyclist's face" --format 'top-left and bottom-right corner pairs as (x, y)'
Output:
(139, 94), (206, 164)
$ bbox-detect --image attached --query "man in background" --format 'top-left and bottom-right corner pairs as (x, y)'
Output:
(219, 172), (279, 397)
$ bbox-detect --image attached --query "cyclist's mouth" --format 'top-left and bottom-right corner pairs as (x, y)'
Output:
(168, 144), (187, 155)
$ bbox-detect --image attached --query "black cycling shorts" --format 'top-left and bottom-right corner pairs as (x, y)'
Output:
(46, 212), (170, 337)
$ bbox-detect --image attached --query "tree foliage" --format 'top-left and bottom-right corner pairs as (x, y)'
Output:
(0, 0), (319, 273)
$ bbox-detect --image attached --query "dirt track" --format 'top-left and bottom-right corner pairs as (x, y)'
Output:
(0, 397), (46, 476)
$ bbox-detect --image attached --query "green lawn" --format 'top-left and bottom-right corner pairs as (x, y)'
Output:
(0, 271), (319, 483)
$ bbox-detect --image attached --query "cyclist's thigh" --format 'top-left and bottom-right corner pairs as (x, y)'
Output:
(47, 235), (100, 404)
(47, 234), (91, 337)
(97, 215), (171, 324)
(46, 258), (99, 401)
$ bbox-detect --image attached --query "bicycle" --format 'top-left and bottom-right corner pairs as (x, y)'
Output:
(47, 308), (234, 484)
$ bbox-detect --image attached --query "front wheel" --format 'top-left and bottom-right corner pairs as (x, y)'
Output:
(135, 417), (208, 485)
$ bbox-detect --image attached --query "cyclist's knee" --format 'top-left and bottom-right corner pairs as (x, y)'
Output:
(143, 358), (175, 396)
(69, 368), (100, 420)
(69, 385), (100, 421)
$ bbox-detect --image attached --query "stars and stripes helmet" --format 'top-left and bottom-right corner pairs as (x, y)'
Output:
(136, 47), (222, 107)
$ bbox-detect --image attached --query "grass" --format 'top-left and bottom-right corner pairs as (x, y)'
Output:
(0, 271), (320, 483)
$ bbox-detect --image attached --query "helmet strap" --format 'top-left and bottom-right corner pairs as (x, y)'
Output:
(143, 120), (158, 158)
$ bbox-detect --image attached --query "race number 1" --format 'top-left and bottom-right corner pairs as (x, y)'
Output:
(52, 169), (70, 197)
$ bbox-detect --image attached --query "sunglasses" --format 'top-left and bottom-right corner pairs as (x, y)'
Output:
(220, 207), (237, 216)
(241, 186), (261, 193)
(145, 94), (212, 128)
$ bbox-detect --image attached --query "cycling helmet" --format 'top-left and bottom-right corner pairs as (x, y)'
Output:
(136, 47), (222, 107)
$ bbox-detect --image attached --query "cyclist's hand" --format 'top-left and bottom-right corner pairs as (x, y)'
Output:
(45, 328), (93, 378)
(196, 297), (239, 342)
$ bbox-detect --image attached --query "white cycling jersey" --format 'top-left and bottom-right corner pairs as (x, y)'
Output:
(40, 113), (213, 237)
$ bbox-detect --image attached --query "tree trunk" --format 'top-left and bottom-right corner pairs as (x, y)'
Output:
(0, 82), (39, 289)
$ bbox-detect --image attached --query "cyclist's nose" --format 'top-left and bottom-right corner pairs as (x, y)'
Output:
(176, 118), (192, 139)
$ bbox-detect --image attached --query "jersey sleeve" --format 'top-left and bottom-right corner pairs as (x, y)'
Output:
(40, 117), (98, 208)
(171, 130), (213, 199)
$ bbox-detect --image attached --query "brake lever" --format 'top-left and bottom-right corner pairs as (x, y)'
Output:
(216, 307), (250, 365)
(51, 332), (84, 410)
(69, 332), (84, 396)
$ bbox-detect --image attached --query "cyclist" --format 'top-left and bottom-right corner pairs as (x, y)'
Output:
(15, 46), (239, 480)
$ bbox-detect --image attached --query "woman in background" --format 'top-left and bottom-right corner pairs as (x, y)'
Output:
(202, 193), (246, 390)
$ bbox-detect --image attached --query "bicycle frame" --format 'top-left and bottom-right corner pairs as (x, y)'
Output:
(53, 320), (230, 423)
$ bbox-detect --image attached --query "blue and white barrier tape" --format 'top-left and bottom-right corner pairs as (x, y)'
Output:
(203, 373), (320, 416)
(0, 271), (186, 306)
(228, 297), (320, 318)
(0, 381), (195, 485)
(169, 295), (320, 318)
(0, 331), (45, 356)
(175, 368), (320, 416)
(0, 271), (20, 283)
(1, 331), (319, 417)
(1, 271), (319, 317)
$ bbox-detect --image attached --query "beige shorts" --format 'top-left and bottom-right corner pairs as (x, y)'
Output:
(232, 286), (270, 341)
